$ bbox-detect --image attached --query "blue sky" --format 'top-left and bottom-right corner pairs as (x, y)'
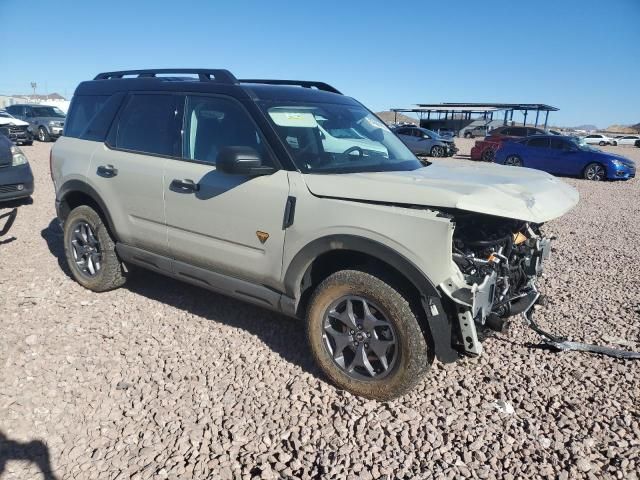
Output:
(1, 0), (638, 127)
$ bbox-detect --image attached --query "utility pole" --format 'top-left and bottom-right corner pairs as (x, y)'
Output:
(30, 82), (37, 102)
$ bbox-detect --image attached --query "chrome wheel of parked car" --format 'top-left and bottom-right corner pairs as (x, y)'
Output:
(322, 295), (398, 380)
(584, 163), (606, 181)
(70, 221), (102, 277)
(38, 127), (50, 142)
(504, 155), (523, 167)
(431, 145), (445, 157)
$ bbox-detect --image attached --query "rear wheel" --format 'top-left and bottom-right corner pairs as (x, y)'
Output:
(464, 132), (473, 138)
(583, 162), (606, 181)
(504, 155), (523, 167)
(430, 145), (445, 157)
(481, 147), (496, 162)
(63, 205), (127, 292)
(598, 141), (605, 146)
(38, 126), (51, 142)
(306, 270), (431, 400)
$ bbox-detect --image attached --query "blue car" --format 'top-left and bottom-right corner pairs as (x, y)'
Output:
(495, 135), (636, 181)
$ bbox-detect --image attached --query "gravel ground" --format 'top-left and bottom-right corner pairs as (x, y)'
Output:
(1, 140), (639, 480)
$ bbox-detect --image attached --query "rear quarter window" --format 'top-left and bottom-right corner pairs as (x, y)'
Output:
(65, 95), (110, 138)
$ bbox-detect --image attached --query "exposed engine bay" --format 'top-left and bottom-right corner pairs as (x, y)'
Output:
(440, 212), (552, 355)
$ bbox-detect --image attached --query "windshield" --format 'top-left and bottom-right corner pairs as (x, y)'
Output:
(261, 101), (423, 174)
(32, 106), (65, 118)
(569, 136), (596, 151)
(423, 129), (441, 138)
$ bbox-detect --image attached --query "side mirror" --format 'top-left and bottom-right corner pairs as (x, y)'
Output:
(216, 146), (275, 176)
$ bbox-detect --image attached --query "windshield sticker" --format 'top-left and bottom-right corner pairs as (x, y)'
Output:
(268, 109), (319, 128)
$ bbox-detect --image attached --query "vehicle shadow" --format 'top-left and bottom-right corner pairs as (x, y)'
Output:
(41, 219), (71, 278)
(0, 431), (58, 480)
(40, 219), (320, 379)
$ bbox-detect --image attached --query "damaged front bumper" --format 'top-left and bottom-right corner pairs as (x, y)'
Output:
(439, 233), (553, 356)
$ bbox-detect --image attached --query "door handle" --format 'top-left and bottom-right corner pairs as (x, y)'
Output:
(170, 178), (200, 193)
(97, 164), (118, 178)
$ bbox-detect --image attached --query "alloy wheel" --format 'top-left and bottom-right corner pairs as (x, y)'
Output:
(38, 128), (46, 141)
(431, 146), (444, 157)
(322, 295), (398, 380)
(505, 155), (522, 166)
(585, 164), (605, 181)
(70, 221), (102, 276)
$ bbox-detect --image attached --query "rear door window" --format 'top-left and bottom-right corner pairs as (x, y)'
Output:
(527, 137), (550, 148)
(114, 94), (181, 156)
(65, 95), (109, 138)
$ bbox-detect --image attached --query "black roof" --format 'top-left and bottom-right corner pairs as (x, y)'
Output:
(75, 68), (354, 105)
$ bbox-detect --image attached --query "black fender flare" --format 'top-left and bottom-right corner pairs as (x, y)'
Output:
(56, 179), (118, 238)
(284, 235), (459, 363)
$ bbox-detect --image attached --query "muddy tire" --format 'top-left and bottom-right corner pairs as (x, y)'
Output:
(63, 205), (126, 292)
(306, 270), (431, 400)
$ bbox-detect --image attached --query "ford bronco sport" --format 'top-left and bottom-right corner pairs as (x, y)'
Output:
(51, 69), (579, 400)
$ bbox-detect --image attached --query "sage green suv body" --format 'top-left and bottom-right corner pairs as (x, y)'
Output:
(51, 69), (579, 399)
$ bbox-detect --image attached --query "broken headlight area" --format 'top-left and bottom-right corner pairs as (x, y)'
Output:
(441, 212), (553, 355)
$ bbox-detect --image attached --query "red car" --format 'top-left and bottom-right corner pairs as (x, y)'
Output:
(470, 126), (548, 161)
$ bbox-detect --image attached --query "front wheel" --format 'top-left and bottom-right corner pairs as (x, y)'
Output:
(63, 205), (127, 292)
(583, 162), (606, 181)
(306, 270), (431, 400)
(504, 155), (523, 167)
(430, 145), (445, 157)
(38, 126), (51, 142)
(464, 132), (473, 138)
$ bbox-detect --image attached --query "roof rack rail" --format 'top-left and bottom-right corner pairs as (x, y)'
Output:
(239, 79), (342, 95)
(94, 69), (238, 84)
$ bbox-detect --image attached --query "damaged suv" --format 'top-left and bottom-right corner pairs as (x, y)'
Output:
(51, 69), (579, 400)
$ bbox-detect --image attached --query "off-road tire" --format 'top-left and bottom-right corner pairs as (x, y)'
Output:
(306, 269), (431, 401)
(38, 126), (51, 142)
(63, 205), (126, 292)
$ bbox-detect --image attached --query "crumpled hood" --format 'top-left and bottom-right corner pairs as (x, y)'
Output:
(0, 117), (29, 127)
(302, 159), (579, 223)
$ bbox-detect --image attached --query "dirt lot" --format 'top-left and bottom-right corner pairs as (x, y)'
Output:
(1, 140), (639, 479)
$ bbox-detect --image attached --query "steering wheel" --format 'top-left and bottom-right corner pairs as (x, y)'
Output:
(343, 146), (364, 158)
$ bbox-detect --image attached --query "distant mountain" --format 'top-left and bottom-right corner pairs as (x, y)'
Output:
(632, 122), (640, 131)
(604, 124), (640, 134)
(571, 124), (598, 131)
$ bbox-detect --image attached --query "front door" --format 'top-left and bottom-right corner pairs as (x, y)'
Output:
(163, 94), (290, 289)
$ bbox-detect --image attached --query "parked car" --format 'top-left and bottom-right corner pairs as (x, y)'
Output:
(614, 135), (640, 146)
(5, 104), (66, 142)
(582, 134), (616, 146)
(0, 132), (34, 202)
(0, 110), (33, 145)
(470, 126), (547, 161)
(392, 126), (457, 157)
(436, 128), (456, 139)
(635, 139), (640, 148)
(51, 68), (578, 400)
(461, 125), (489, 138)
(495, 135), (635, 181)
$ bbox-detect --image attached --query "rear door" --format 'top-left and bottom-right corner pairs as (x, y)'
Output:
(524, 137), (552, 171)
(163, 94), (290, 288)
(90, 93), (181, 255)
